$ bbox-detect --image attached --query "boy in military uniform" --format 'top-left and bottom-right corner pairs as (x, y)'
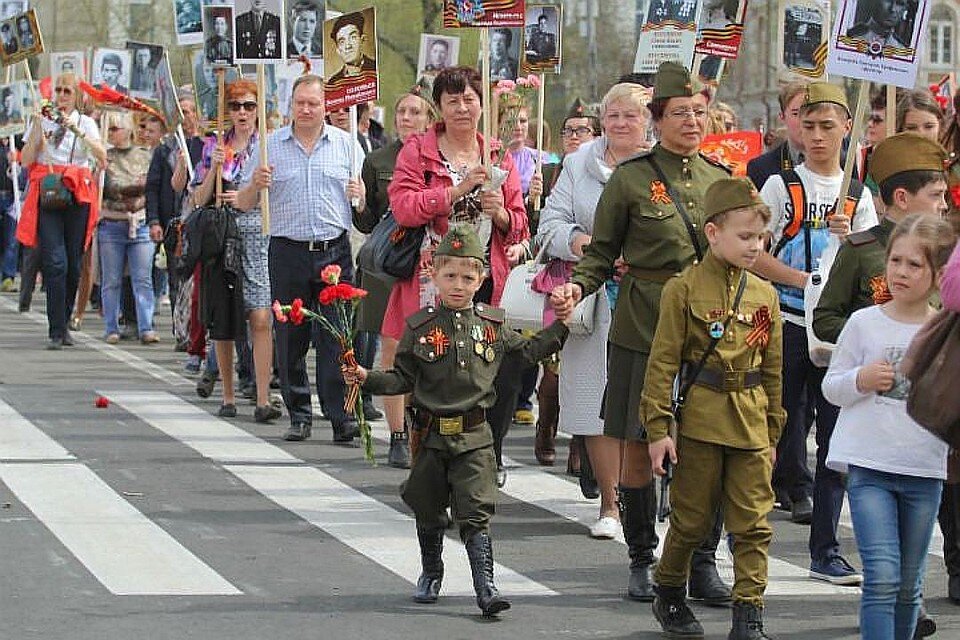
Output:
(813, 132), (949, 343)
(343, 226), (570, 616)
(643, 179), (785, 640)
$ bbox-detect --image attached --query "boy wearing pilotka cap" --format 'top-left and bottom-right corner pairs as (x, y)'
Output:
(643, 179), (785, 640)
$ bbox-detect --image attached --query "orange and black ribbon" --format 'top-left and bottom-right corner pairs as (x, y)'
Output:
(745, 306), (771, 348)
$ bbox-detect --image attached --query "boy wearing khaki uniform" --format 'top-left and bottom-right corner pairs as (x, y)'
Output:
(643, 179), (786, 639)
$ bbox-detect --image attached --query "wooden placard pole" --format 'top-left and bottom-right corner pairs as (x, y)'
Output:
(349, 103), (359, 208)
(20, 60), (41, 115)
(837, 81), (870, 220)
(175, 123), (195, 183)
(480, 28), (492, 177)
(215, 68), (225, 207)
(533, 73), (546, 212)
(885, 84), (896, 138)
(256, 64), (270, 235)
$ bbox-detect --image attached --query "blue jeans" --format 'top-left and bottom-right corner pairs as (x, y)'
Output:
(38, 203), (89, 340)
(98, 219), (155, 337)
(0, 193), (17, 279)
(848, 465), (943, 640)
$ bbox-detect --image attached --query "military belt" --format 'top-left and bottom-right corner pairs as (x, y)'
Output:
(688, 365), (763, 392)
(421, 407), (486, 436)
(627, 266), (678, 283)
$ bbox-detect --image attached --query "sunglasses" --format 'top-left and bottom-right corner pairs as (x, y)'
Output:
(54, 86), (73, 94)
(228, 100), (257, 112)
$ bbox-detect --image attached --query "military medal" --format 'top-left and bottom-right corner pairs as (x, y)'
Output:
(745, 307), (772, 348)
(474, 341), (485, 355)
(709, 321), (725, 340)
(484, 346), (496, 362)
(471, 325), (484, 342)
(426, 327), (450, 356)
(650, 180), (672, 205)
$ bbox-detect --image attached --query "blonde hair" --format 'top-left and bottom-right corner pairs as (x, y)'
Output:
(887, 213), (957, 289)
(432, 254), (486, 276)
(600, 83), (651, 117)
(104, 111), (135, 148)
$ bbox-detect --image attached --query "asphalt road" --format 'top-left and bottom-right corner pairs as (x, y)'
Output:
(1, 292), (958, 640)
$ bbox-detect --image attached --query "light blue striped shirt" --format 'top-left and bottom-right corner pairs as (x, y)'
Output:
(245, 123), (362, 241)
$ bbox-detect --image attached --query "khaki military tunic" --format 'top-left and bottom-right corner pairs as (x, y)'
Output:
(640, 251), (785, 605)
(812, 217), (896, 344)
(363, 303), (568, 537)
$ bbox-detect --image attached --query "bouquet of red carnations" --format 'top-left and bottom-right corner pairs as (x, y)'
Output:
(272, 265), (374, 462)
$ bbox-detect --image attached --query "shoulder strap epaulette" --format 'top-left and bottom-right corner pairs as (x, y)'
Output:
(475, 303), (505, 324)
(620, 149), (653, 164)
(699, 152), (733, 174)
(406, 306), (437, 330)
(846, 227), (880, 247)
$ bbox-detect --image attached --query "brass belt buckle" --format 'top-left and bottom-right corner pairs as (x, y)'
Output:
(438, 416), (463, 436)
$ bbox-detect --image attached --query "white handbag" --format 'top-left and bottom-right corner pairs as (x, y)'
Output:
(501, 242), (597, 335)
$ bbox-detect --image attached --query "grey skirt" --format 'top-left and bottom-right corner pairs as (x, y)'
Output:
(236, 209), (271, 311)
(601, 343), (650, 442)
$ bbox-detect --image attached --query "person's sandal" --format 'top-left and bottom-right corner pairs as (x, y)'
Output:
(217, 404), (237, 418)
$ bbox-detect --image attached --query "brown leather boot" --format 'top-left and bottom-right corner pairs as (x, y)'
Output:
(534, 369), (558, 465)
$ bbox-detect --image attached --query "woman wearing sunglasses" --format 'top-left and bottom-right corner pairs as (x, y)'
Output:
(17, 72), (107, 350)
(191, 79), (280, 423)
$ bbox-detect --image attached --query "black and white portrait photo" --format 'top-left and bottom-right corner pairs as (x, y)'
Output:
(92, 48), (131, 95)
(155, 54), (181, 132)
(489, 27), (520, 81)
(285, 0), (324, 59)
(234, 0), (283, 62)
(325, 9), (377, 85)
(126, 42), (164, 100)
(417, 34), (459, 76)
(203, 5), (235, 66)
(843, 0), (920, 50)
(0, 9), (41, 66)
(524, 5), (559, 64)
(174, 0), (203, 46)
(51, 51), (86, 83)
(192, 49), (238, 124)
(782, 4), (824, 69)
(647, 0), (701, 24)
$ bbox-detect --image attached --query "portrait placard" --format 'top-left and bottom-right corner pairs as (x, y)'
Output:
(0, 79), (30, 137)
(696, 53), (725, 85)
(777, 0), (830, 81)
(50, 51), (86, 83)
(695, 0), (748, 60)
(417, 34), (459, 78)
(192, 48), (238, 125)
(203, 4), (235, 67)
(174, 0), (203, 46)
(126, 42), (164, 101)
(521, 4), (561, 74)
(826, 0), (931, 88)
(285, 0), (325, 59)
(633, 0), (702, 73)
(0, 9), (43, 67)
(155, 53), (182, 131)
(234, 0), (284, 64)
(275, 58), (302, 118)
(323, 7), (378, 111)
(443, 0), (525, 28)
(485, 27), (520, 81)
(91, 47), (132, 95)
(240, 62), (278, 115)
(0, 0), (26, 20)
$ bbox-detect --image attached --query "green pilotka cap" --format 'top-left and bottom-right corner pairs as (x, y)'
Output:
(434, 225), (486, 262)
(652, 61), (702, 101)
(869, 132), (948, 186)
(704, 178), (766, 222)
(803, 82), (850, 114)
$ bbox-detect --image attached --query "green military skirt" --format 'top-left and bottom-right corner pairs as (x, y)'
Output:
(601, 343), (649, 442)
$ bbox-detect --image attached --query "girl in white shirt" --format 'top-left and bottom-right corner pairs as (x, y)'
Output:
(823, 213), (956, 640)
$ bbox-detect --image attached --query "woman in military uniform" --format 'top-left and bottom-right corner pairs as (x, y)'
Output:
(551, 61), (730, 603)
(354, 83), (437, 469)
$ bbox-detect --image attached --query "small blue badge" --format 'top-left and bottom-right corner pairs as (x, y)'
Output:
(709, 321), (725, 340)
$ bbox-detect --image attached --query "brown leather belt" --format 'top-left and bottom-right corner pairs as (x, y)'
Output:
(420, 407), (486, 435)
(688, 366), (763, 392)
(627, 266), (679, 283)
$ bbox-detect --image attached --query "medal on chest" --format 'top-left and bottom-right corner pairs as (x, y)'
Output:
(709, 321), (725, 340)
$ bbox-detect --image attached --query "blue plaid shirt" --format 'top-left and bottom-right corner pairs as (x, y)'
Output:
(245, 124), (362, 241)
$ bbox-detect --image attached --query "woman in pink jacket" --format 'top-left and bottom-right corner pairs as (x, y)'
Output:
(385, 66), (528, 482)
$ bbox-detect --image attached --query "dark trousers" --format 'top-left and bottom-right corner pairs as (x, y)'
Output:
(940, 482), (960, 576)
(18, 243), (41, 309)
(269, 234), (353, 429)
(486, 352), (525, 468)
(516, 364), (538, 411)
(37, 204), (89, 340)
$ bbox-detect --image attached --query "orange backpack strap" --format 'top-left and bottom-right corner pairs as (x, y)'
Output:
(772, 168), (806, 258)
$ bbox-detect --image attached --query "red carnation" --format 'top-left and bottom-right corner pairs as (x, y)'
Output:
(951, 185), (960, 209)
(272, 300), (288, 323)
(289, 298), (306, 325)
(318, 286), (338, 305)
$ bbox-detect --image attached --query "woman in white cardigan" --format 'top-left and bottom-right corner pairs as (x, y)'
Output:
(536, 82), (651, 539)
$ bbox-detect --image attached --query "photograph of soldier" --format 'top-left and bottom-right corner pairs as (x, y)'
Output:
(51, 51), (87, 84)
(203, 5), (234, 66)
(326, 10), (377, 86)
(174, 0), (203, 45)
(285, 0), (324, 58)
(192, 49), (238, 124)
(524, 7), (558, 64)
(843, 0), (919, 50)
(14, 12), (32, 48)
(782, 5), (824, 69)
(0, 1), (25, 20)
(417, 34), (458, 77)
(647, 0), (700, 24)
(0, 8), (39, 65)
(0, 85), (21, 126)
(92, 49), (131, 95)
(234, 0), (282, 62)
(489, 27), (519, 81)
(0, 22), (16, 57)
(127, 43), (163, 100)
(155, 54), (180, 131)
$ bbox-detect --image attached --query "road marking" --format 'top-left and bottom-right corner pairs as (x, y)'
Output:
(0, 397), (75, 461)
(0, 462), (240, 596)
(105, 390), (556, 598)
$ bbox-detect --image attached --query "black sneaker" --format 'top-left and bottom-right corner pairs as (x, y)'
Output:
(333, 419), (359, 443)
(652, 587), (704, 638)
(790, 496), (813, 525)
(217, 403), (237, 418)
(196, 371), (217, 398)
(254, 404), (282, 423)
(283, 422), (311, 441)
(61, 330), (75, 347)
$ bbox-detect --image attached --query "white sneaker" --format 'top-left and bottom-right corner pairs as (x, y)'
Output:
(589, 515), (619, 539)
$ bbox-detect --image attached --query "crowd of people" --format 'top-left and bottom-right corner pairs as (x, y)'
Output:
(3, 59), (960, 639)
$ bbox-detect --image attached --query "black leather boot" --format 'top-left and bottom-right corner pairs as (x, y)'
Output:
(689, 508), (732, 606)
(465, 531), (511, 616)
(914, 603), (936, 639)
(727, 601), (770, 640)
(413, 528), (444, 604)
(652, 585), (704, 638)
(619, 485), (658, 601)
